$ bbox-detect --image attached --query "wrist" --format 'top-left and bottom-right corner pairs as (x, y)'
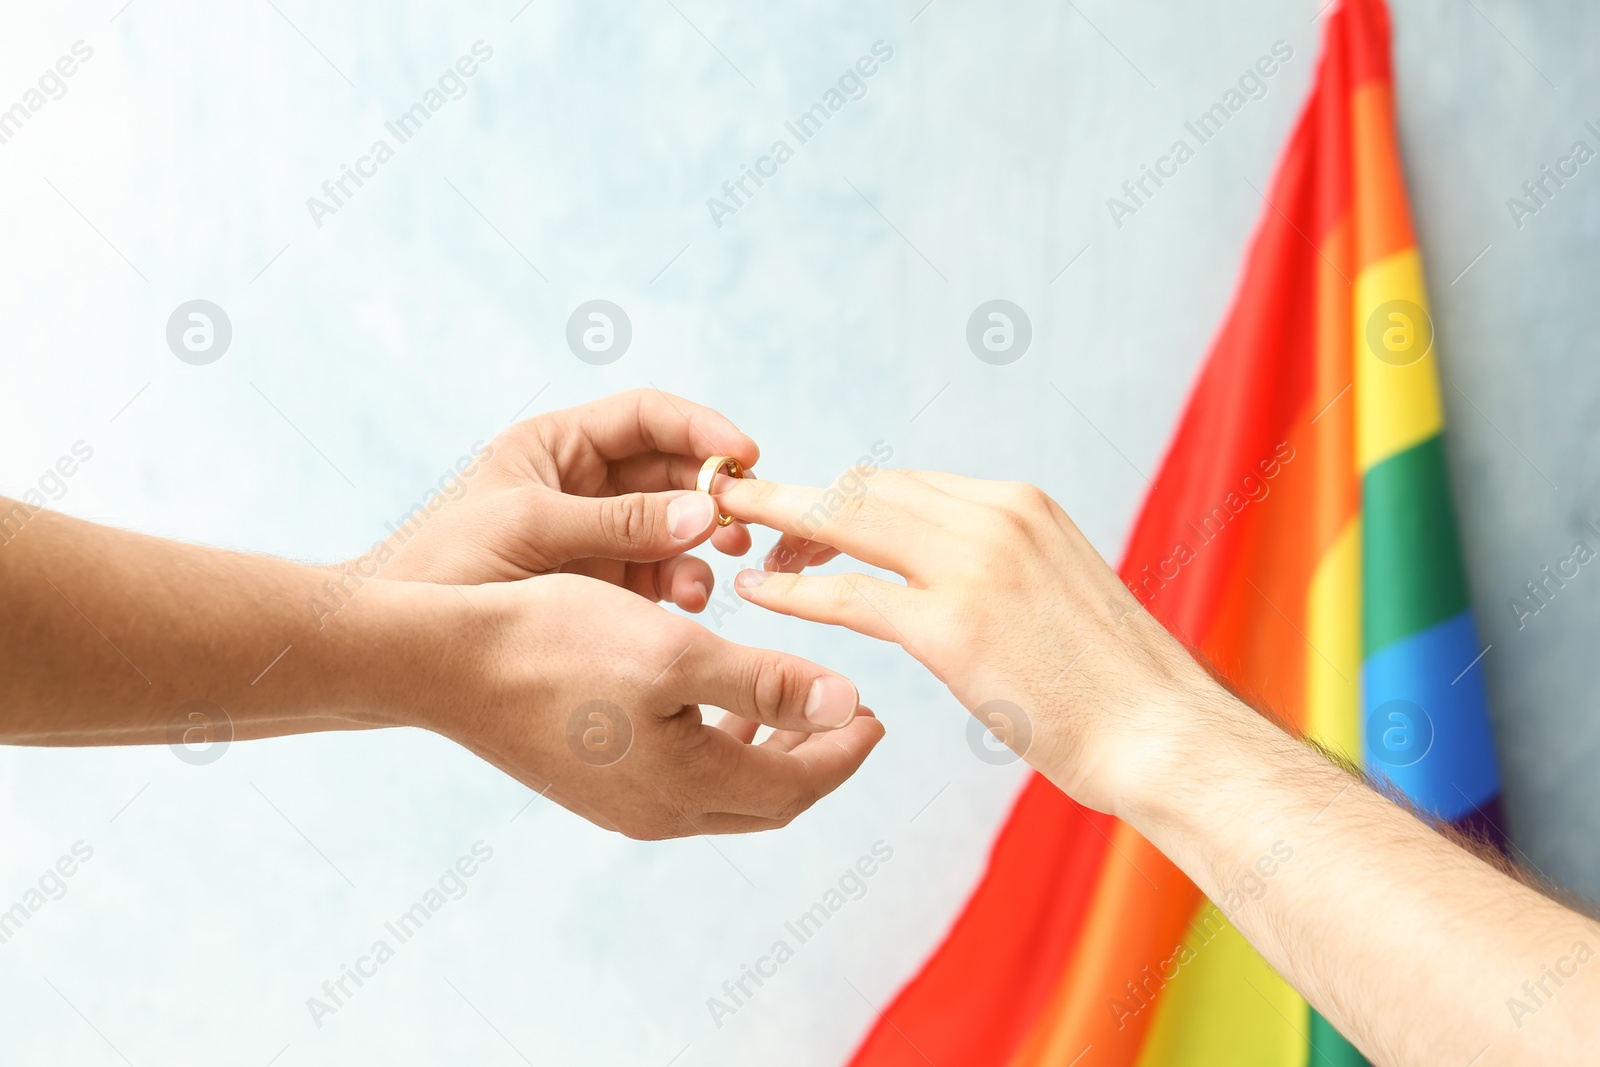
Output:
(1013, 606), (1242, 821)
(329, 577), (488, 731)
(1105, 677), (1297, 841)
(330, 534), (422, 584)
(1030, 612), (1263, 828)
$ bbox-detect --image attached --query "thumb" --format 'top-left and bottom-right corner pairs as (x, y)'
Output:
(543, 490), (719, 563)
(671, 629), (861, 733)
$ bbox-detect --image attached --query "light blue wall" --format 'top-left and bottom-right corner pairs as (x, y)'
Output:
(0, 1), (1594, 1062)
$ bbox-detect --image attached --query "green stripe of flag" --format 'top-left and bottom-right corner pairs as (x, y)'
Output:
(1362, 434), (1471, 657)
(1310, 1009), (1369, 1066)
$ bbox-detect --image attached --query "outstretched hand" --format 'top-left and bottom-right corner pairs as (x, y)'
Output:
(715, 468), (1220, 814)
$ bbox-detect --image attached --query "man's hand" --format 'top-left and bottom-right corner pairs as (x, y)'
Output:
(715, 469), (1600, 1065)
(372, 389), (758, 613)
(410, 574), (883, 838)
(714, 469), (1215, 813)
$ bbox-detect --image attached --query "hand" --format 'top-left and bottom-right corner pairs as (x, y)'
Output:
(368, 389), (758, 612)
(405, 573), (885, 838)
(714, 470), (1223, 815)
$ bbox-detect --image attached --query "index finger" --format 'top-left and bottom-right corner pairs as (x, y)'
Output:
(711, 474), (935, 576)
(554, 388), (759, 468)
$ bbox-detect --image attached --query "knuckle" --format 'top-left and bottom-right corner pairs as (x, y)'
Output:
(603, 493), (656, 547)
(979, 501), (1031, 544)
(773, 783), (819, 825)
(824, 576), (860, 615)
(747, 656), (805, 724)
(643, 621), (701, 683)
(1001, 481), (1052, 516)
(827, 489), (867, 529)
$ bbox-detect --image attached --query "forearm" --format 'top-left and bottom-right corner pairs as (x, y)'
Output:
(1107, 688), (1599, 1066)
(0, 500), (449, 745)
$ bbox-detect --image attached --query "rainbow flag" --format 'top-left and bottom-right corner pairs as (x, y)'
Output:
(845, 1), (1502, 1064)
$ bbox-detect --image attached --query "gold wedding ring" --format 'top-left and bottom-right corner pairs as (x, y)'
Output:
(696, 455), (743, 526)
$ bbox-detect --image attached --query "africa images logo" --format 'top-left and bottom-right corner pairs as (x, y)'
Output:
(305, 42), (494, 228)
(705, 41), (895, 229)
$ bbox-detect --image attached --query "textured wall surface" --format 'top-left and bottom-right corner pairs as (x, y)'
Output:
(0, 1), (1595, 1063)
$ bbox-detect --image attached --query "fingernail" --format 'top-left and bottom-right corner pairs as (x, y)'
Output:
(735, 569), (765, 591)
(667, 493), (715, 540)
(805, 676), (857, 729)
(691, 580), (709, 606)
